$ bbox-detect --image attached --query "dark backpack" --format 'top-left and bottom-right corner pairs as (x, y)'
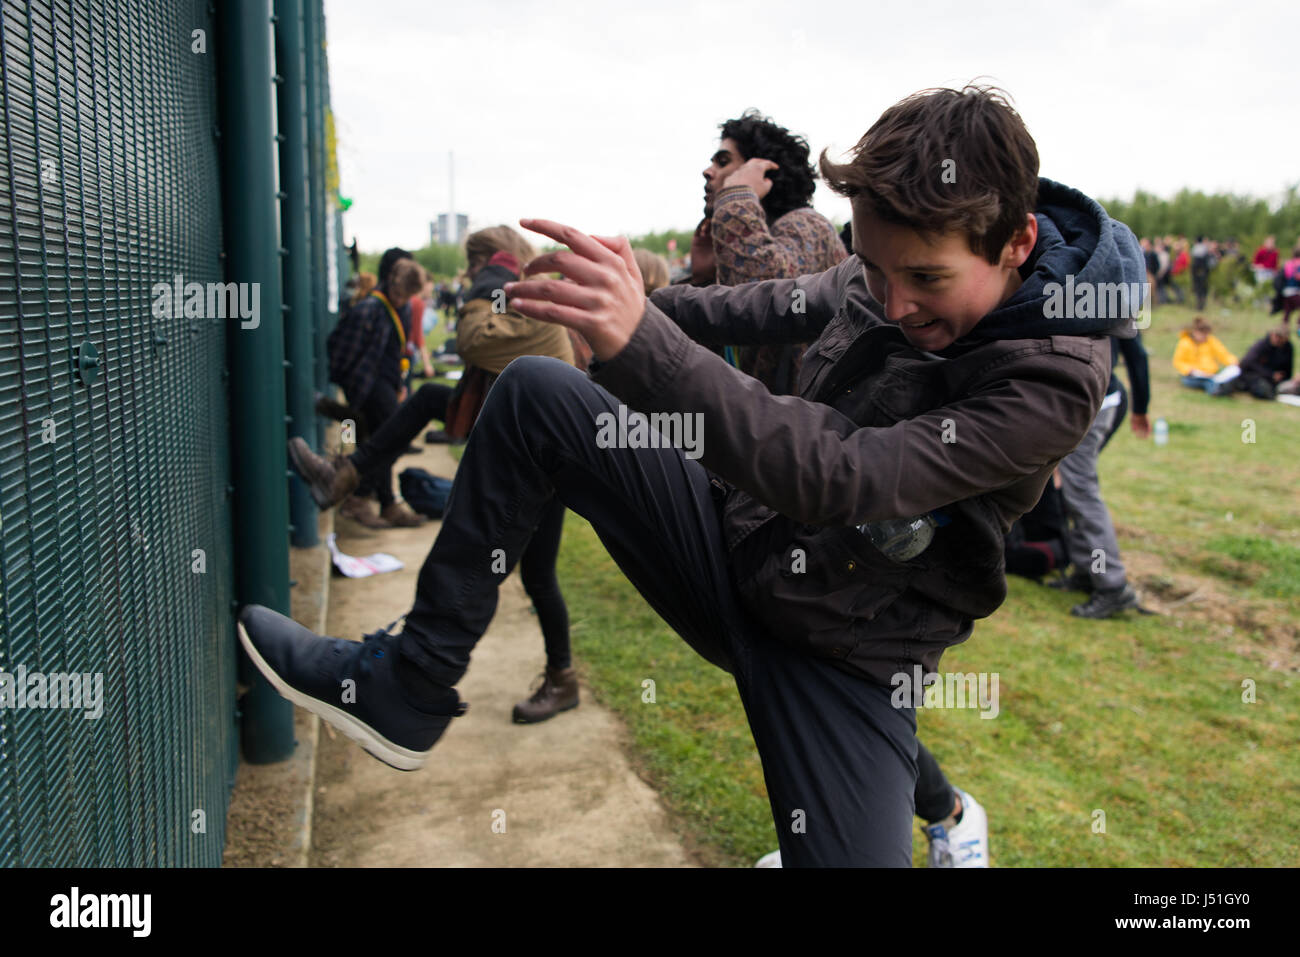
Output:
(398, 467), (455, 518)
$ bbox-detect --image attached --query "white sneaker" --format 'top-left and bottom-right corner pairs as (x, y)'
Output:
(923, 821), (954, 867)
(930, 788), (989, 868)
(759, 789), (990, 868)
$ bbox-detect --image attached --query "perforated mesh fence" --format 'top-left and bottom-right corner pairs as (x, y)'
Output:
(0, 0), (238, 866)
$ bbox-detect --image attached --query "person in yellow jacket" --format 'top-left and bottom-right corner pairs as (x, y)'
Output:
(1173, 316), (1239, 396)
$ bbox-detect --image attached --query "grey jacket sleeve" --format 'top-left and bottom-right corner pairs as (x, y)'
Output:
(591, 304), (1109, 526)
(647, 257), (855, 347)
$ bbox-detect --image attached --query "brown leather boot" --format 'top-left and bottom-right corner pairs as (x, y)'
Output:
(288, 437), (360, 509)
(512, 666), (579, 723)
(380, 500), (426, 527)
(338, 494), (389, 528)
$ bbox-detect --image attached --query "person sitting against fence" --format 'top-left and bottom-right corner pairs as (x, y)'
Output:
(317, 271), (384, 428)
(1173, 317), (1239, 396)
(1234, 326), (1294, 400)
(295, 224), (587, 725)
(324, 256), (428, 527)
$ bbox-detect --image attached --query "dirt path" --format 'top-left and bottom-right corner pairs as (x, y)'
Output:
(309, 441), (696, 867)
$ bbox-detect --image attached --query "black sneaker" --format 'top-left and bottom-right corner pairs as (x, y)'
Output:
(1070, 583), (1141, 619)
(237, 605), (467, 770)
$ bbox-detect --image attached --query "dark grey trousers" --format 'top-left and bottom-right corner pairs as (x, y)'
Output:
(1057, 402), (1127, 590)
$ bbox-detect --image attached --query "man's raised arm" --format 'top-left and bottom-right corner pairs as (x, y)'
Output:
(648, 257), (852, 347)
(504, 219), (1106, 526)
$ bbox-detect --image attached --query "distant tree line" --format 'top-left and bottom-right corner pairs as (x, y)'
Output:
(1101, 185), (1300, 248)
(357, 243), (467, 282)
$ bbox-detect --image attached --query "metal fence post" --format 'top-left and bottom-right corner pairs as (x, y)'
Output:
(275, 0), (319, 548)
(303, 0), (329, 452)
(216, 0), (295, 763)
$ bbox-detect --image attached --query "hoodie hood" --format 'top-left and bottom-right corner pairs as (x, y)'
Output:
(972, 178), (1146, 341)
(465, 261), (518, 303)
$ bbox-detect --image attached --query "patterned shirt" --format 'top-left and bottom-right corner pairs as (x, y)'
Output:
(710, 185), (847, 393)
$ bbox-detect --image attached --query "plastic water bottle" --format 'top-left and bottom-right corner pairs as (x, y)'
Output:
(1154, 417), (1168, 447)
(858, 514), (939, 562)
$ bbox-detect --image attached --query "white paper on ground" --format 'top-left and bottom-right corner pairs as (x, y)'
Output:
(326, 532), (404, 578)
(1211, 364), (1241, 384)
(1277, 393), (1300, 407)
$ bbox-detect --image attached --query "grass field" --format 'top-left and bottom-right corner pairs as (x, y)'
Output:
(543, 299), (1300, 867)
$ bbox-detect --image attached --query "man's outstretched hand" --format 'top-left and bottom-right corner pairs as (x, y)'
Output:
(505, 219), (646, 362)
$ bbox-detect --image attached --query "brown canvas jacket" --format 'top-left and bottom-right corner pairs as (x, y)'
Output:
(589, 255), (1116, 685)
(457, 295), (575, 375)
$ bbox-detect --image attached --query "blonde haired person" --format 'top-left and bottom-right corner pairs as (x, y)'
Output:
(632, 248), (671, 295)
(454, 226), (574, 376)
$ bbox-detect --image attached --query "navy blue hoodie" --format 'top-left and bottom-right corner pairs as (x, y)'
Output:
(962, 178), (1147, 342)
(955, 177), (1150, 418)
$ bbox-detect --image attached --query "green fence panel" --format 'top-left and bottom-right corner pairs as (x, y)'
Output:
(0, 0), (237, 866)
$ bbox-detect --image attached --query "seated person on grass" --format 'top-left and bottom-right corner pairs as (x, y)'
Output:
(237, 84), (1141, 867)
(1173, 316), (1239, 396)
(1236, 325), (1293, 399)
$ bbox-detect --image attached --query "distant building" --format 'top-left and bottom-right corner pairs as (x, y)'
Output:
(434, 213), (468, 246)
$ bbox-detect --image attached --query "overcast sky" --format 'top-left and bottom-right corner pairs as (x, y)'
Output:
(324, 0), (1295, 253)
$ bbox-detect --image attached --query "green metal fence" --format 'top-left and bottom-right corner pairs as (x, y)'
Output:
(0, 0), (343, 866)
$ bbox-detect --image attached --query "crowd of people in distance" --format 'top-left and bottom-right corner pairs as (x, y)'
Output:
(1139, 233), (1300, 319)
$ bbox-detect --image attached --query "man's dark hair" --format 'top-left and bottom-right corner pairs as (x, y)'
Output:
(839, 221), (853, 255)
(819, 84), (1039, 264)
(378, 246), (413, 284)
(719, 110), (817, 221)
